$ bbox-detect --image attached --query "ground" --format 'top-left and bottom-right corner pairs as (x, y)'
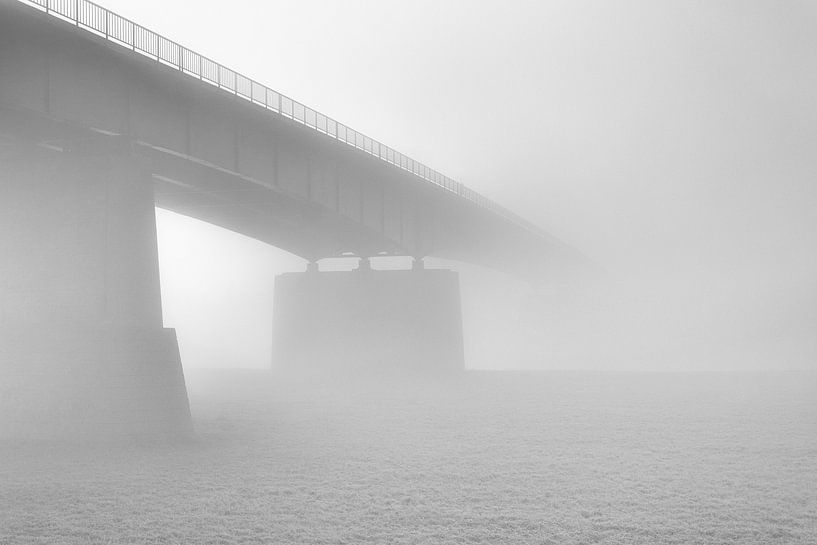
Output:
(1, 370), (815, 544)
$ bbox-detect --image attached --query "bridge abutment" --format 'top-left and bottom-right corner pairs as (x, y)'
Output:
(272, 267), (465, 376)
(0, 143), (192, 440)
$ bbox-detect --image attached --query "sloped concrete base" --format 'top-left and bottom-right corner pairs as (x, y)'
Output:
(273, 269), (465, 376)
(0, 326), (192, 441)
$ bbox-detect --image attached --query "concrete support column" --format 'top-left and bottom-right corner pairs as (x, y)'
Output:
(67, 137), (165, 329)
(0, 142), (192, 440)
(272, 267), (465, 376)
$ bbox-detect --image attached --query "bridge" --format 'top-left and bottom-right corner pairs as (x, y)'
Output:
(0, 0), (590, 438)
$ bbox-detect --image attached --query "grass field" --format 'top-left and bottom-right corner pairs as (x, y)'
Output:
(1, 370), (815, 544)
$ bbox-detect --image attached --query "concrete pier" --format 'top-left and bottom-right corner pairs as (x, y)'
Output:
(272, 267), (465, 376)
(0, 143), (192, 440)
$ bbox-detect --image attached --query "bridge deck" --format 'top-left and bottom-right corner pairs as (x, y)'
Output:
(14, 0), (542, 237)
(0, 0), (592, 282)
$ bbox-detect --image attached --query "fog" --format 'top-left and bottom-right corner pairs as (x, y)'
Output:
(2, 1), (817, 542)
(138, 0), (817, 371)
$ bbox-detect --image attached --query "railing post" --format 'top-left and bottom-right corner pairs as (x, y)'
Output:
(74, 0), (78, 25)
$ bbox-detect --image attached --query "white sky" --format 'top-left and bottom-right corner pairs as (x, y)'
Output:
(104, 0), (817, 370)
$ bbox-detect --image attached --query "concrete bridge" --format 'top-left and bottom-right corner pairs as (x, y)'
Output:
(0, 0), (590, 438)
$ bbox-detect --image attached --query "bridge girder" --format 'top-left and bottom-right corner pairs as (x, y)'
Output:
(0, 0), (593, 284)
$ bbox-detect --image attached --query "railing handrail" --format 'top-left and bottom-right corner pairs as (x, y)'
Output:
(19, 0), (545, 237)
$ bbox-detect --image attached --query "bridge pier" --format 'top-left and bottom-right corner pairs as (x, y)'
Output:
(0, 142), (192, 440)
(272, 265), (465, 376)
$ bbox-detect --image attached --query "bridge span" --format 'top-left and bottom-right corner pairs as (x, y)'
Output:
(0, 0), (590, 438)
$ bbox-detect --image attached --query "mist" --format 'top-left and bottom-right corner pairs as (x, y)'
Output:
(2, 0), (816, 542)
(136, 0), (817, 373)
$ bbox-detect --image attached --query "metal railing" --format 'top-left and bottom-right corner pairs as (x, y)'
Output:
(21, 0), (544, 237)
